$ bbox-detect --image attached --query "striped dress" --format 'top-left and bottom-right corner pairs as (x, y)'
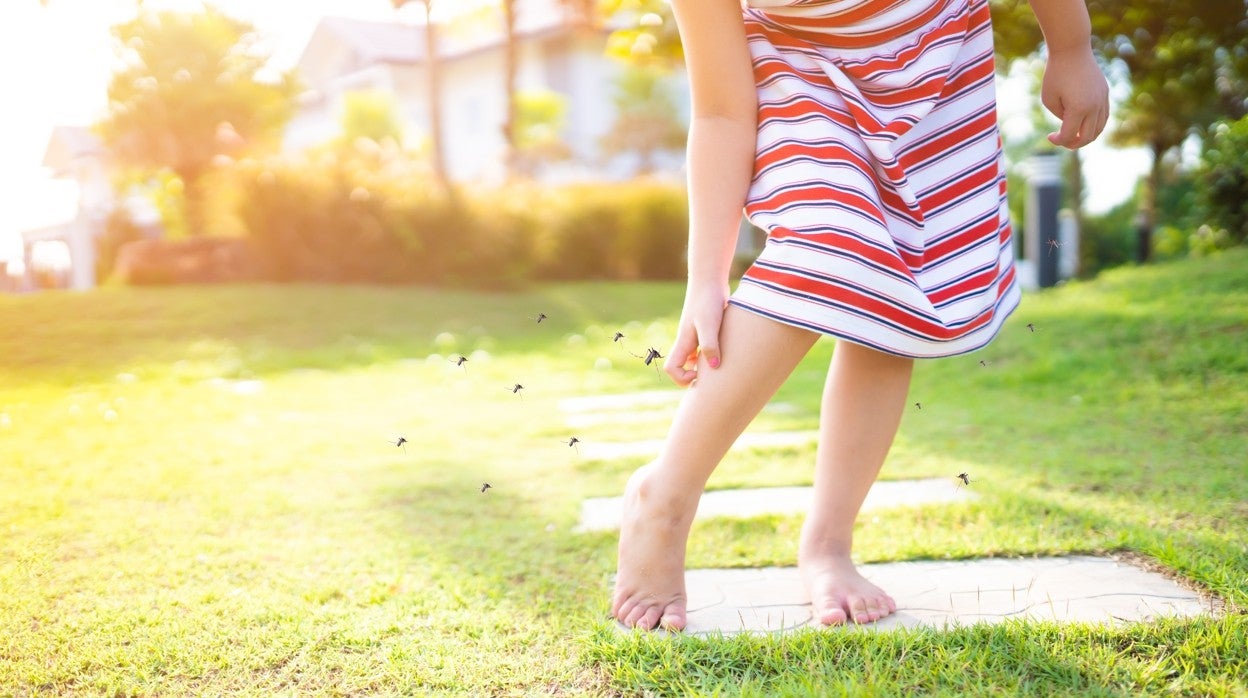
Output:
(730, 0), (1020, 358)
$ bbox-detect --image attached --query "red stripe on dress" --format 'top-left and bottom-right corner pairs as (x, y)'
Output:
(744, 262), (997, 340)
(775, 1), (957, 51)
(754, 140), (872, 175)
(901, 109), (998, 169)
(917, 161), (997, 212)
(764, 224), (914, 279)
(753, 185), (888, 228)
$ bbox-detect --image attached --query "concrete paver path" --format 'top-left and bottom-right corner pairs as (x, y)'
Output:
(650, 556), (1211, 635)
(578, 478), (975, 532)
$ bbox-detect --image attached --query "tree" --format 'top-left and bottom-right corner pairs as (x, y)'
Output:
(392, 0), (449, 189)
(340, 90), (405, 146)
(558, 0), (601, 29)
(600, 65), (686, 174)
(502, 0), (519, 179)
(601, 0), (681, 70)
(990, 0), (1248, 259)
(513, 89), (573, 177)
(1201, 115), (1248, 245)
(97, 7), (295, 237)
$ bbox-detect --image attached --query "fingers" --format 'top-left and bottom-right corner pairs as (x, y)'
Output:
(664, 303), (726, 387)
(1047, 102), (1108, 150)
(697, 319), (722, 370)
(664, 325), (699, 387)
(1040, 49), (1110, 150)
(1047, 102), (1082, 149)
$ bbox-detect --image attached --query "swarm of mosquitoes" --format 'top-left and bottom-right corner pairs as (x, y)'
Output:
(908, 322), (1040, 488)
(388, 310), (669, 494)
(390, 310), (1038, 494)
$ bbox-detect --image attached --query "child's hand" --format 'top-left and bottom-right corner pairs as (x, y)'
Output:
(665, 285), (729, 387)
(1040, 46), (1109, 149)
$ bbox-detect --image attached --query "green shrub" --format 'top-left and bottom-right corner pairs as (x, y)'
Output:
(97, 208), (149, 283)
(233, 143), (688, 287)
(1079, 198), (1137, 276)
(533, 181), (687, 281)
(235, 147), (423, 284)
(1200, 115), (1248, 246)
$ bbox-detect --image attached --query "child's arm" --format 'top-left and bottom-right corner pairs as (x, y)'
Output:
(665, 0), (757, 386)
(1028, 0), (1110, 149)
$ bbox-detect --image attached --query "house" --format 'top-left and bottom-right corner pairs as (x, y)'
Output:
(12, 126), (115, 291)
(287, 1), (689, 183)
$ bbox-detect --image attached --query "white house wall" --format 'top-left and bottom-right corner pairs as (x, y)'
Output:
(290, 19), (692, 182)
(557, 34), (622, 162)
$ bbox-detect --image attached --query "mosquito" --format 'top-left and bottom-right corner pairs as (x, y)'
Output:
(390, 436), (408, 453)
(914, 402), (922, 410)
(480, 482), (492, 493)
(1026, 323), (1037, 333)
(451, 354), (469, 370)
(1045, 239), (1062, 257)
(530, 312), (549, 324)
(566, 436), (581, 452)
(628, 347), (665, 378)
(979, 360), (990, 367)
(632, 347), (662, 366)
(612, 331), (626, 343)
(508, 383), (525, 397)
(956, 472), (972, 488)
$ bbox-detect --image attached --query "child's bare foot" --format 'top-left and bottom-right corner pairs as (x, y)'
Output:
(799, 550), (896, 626)
(611, 464), (695, 631)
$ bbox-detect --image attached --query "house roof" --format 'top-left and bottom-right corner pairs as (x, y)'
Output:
(316, 16), (426, 66)
(42, 126), (105, 175)
(298, 12), (589, 74)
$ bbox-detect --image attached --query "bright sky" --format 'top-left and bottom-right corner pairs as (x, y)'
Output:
(0, 0), (405, 262)
(0, 0), (1148, 264)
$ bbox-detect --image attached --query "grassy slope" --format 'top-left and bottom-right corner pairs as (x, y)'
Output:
(0, 250), (1244, 695)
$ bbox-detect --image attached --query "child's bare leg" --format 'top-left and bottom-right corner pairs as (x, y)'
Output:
(800, 340), (913, 625)
(613, 307), (818, 630)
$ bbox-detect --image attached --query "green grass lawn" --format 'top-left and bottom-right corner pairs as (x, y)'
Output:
(1, 250), (1245, 696)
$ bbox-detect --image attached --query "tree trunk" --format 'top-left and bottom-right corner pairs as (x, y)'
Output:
(180, 168), (208, 238)
(1065, 148), (1086, 276)
(423, 0), (449, 190)
(502, 0), (518, 181)
(1138, 139), (1166, 263)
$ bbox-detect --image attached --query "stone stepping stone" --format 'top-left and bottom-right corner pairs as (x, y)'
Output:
(578, 477), (974, 532)
(579, 430), (818, 461)
(653, 556), (1212, 635)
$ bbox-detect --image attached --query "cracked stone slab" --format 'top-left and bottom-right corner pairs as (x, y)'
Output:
(578, 478), (975, 532)
(636, 556), (1210, 636)
(579, 430), (818, 461)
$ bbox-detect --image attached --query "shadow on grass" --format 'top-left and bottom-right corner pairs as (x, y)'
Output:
(585, 614), (1247, 696)
(0, 282), (685, 390)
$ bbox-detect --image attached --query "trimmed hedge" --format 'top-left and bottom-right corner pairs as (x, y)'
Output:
(232, 144), (689, 288)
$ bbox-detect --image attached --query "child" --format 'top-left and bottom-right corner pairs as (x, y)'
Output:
(612, 0), (1109, 630)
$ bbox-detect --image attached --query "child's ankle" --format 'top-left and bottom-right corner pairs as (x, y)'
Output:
(629, 467), (700, 526)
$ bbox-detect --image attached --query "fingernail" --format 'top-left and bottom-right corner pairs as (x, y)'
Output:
(708, 357), (720, 369)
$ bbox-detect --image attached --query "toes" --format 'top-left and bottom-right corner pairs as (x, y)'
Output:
(659, 608), (686, 631)
(636, 605), (663, 631)
(622, 602), (651, 628)
(849, 597), (872, 624)
(614, 597), (638, 624)
(817, 603), (848, 626)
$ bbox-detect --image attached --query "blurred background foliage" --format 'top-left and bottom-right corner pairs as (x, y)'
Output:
(991, 0), (1248, 274)
(231, 143), (688, 288)
(90, 0), (1247, 288)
